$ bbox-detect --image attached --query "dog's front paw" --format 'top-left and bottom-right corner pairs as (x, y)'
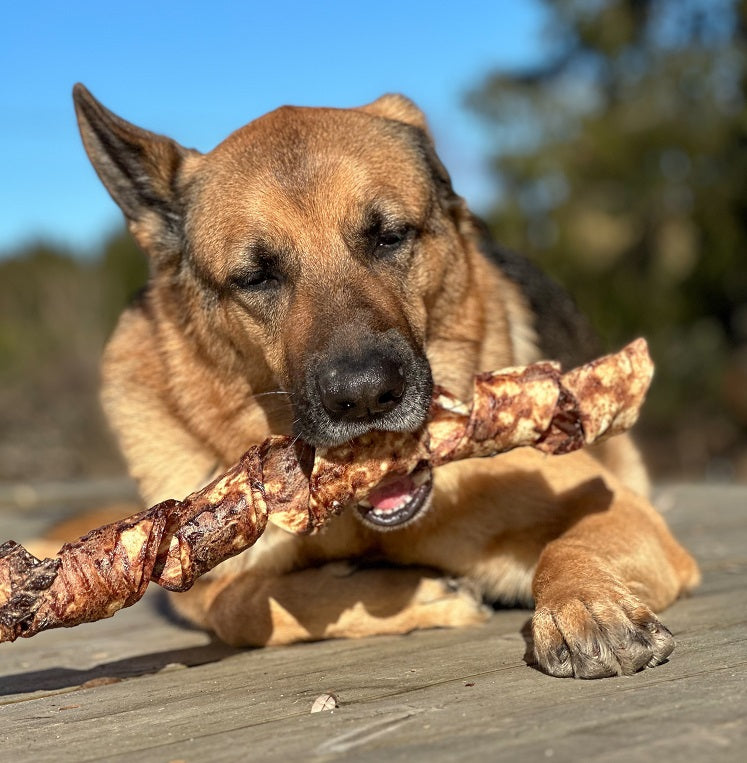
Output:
(531, 592), (675, 678)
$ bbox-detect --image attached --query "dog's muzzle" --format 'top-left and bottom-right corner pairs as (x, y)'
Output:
(293, 328), (433, 449)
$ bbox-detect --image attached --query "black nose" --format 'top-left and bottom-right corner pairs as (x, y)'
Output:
(317, 353), (405, 421)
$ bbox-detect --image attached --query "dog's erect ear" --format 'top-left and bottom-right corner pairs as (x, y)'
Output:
(73, 83), (199, 262)
(361, 94), (464, 215)
(358, 94), (432, 137)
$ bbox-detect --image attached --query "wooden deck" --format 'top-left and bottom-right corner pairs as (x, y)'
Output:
(0, 483), (745, 762)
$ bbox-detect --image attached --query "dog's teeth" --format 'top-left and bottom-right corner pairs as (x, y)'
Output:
(372, 496), (410, 516)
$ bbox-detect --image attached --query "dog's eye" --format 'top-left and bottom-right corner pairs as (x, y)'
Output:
(360, 213), (414, 259)
(230, 270), (281, 292)
(373, 226), (412, 255)
(377, 230), (405, 248)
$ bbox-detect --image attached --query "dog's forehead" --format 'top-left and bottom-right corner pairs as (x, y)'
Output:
(197, 106), (433, 223)
(215, 105), (423, 168)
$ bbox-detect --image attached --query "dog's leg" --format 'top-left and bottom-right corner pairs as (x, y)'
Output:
(530, 485), (700, 678)
(385, 450), (699, 679)
(171, 564), (490, 647)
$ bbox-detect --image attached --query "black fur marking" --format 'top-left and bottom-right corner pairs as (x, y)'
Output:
(406, 126), (461, 211)
(478, 229), (603, 369)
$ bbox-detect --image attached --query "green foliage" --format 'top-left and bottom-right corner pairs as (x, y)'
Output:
(0, 230), (147, 379)
(0, 230), (147, 480)
(468, 0), (747, 477)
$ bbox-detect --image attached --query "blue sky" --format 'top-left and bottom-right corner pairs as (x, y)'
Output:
(2, 1), (548, 256)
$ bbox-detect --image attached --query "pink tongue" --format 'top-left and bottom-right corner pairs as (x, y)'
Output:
(367, 475), (416, 512)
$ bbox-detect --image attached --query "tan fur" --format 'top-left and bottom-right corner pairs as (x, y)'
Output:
(73, 84), (698, 677)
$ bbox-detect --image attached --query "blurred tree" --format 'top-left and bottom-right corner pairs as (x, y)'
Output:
(0, 230), (146, 480)
(468, 0), (747, 477)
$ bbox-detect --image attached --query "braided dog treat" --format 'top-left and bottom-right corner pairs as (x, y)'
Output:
(0, 339), (653, 643)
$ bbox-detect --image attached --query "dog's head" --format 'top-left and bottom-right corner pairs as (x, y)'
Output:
(74, 86), (476, 496)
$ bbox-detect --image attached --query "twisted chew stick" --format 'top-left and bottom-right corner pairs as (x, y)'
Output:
(0, 339), (653, 643)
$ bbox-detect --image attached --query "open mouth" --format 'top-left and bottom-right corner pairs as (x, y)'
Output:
(355, 464), (433, 530)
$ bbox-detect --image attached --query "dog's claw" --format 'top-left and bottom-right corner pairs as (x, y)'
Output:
(531, 594), (676, 679)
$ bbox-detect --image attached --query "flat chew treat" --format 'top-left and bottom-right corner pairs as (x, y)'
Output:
(0, 339), (653, 643)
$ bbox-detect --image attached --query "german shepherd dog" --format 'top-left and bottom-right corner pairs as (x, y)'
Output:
(72, 84), (699, 678)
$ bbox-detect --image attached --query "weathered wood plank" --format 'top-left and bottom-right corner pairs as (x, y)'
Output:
(0, 484), (745, 762)
(2, 608), (744, 763)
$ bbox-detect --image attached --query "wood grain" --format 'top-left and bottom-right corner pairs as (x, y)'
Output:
(0, 483), (744, 762)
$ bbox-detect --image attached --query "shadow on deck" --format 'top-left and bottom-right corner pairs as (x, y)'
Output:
(0, 483), (745, 761)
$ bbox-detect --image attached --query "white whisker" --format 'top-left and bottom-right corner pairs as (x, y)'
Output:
(290, 431), (303, 447)
(250, 390), (292, 400)
(258, 400), (295, 416)
(247, 389), (296, 420)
